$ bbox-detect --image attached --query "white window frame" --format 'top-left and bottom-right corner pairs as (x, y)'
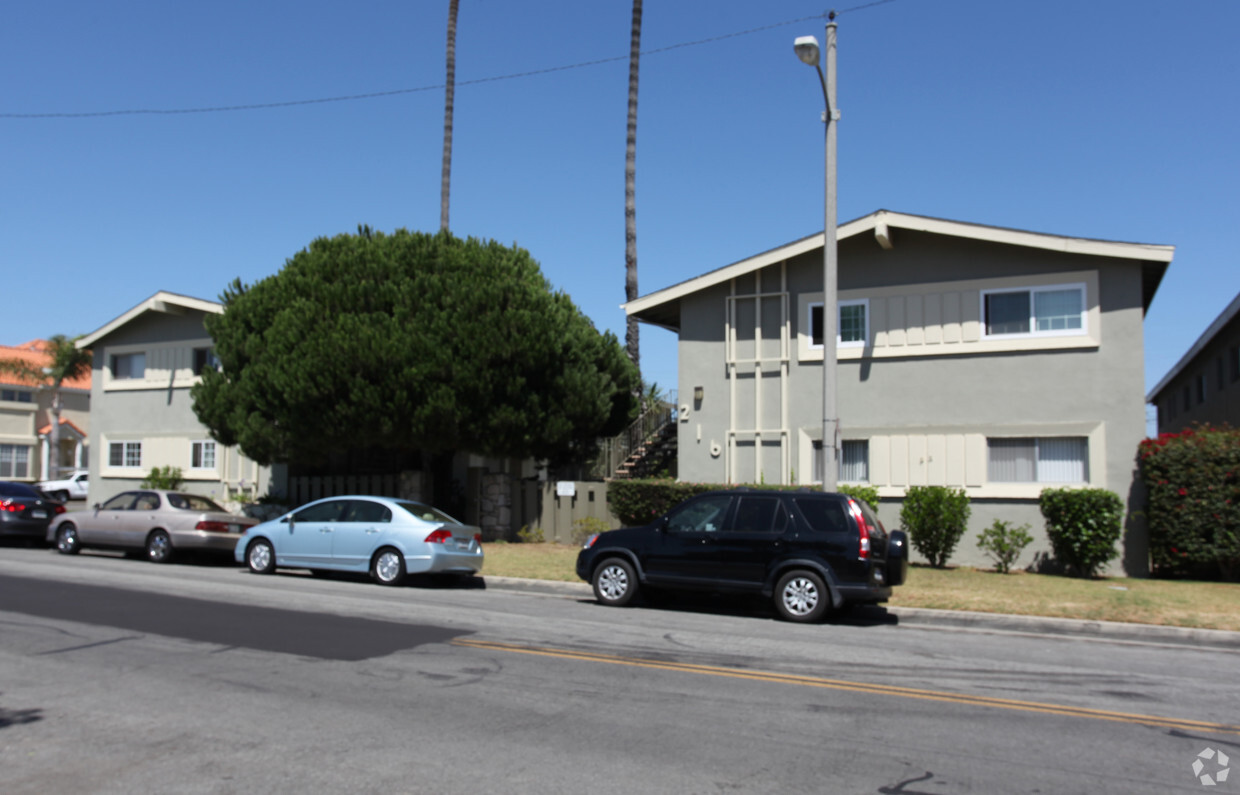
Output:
(980, 283), (1087, 340)
(108, 440), (143, 469)
(1, 388), (34, 403)
(810, 439), (870, 483)
(840, 439), (870, 483)
(190, 440), (217, 470)
(0, 444), (31, 478)
(193, 347), (220, 376)
(987, 436), (1089, 484)
(809, 298), (870, 350)
(110, 352), (147, 380)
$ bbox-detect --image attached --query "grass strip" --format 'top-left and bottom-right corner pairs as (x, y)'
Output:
(482, 542), (1240, 631)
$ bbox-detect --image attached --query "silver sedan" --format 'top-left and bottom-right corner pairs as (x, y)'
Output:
(49, 490), (258, 563)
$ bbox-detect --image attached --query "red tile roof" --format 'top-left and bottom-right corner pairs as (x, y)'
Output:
(0, 339), (92, 391)
(38, 417), (88, 438)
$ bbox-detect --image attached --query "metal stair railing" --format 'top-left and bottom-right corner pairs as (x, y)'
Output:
(589, 400), (676, 480)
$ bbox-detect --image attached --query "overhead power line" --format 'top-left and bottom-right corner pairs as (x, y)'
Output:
(2, 3), (898, 120)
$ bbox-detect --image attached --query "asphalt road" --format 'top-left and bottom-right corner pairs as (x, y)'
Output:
(0, 545), (1237, 794)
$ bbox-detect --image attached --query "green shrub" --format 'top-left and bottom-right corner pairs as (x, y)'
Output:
(515, 525), (545, 544)
(141, 466), (183, 491)
(837, 484), (880, 514)
(976, 519), (1033, 574)
(1139, 426), (1240, 581)
(899, 486), (971, 568)
(1039, 487), (1124, 578)
(571, 516), (611, 546)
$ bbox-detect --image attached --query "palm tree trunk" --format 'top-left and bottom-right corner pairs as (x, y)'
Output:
(48, 385), (62, 481)
(624, 0), (642, 371)
(440, 0), (460, 233)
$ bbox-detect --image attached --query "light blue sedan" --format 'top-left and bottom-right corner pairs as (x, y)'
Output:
(235, 495), (484, 586)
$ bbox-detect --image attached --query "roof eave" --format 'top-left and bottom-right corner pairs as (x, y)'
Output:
(625, 210), (1176, 326)
(77, 291), (223, 349)
(1146, 290), (1240, 402)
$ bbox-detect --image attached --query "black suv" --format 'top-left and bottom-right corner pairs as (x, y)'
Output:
(575, 489), (908, 623)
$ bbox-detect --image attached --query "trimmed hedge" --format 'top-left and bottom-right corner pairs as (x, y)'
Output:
(607, 479), (881, 527)
(608, 480), (718, 526)
(1039, 487), (1124, 578)
(1139, 426), (1240, 581)
(899, 486), (971, 568)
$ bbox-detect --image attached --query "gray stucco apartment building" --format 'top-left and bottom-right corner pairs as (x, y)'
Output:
(626, 211), (1174, 574)
(1148, 291), (1240, 434)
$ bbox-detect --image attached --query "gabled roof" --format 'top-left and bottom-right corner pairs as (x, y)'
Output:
(38, 417), (88, 439)
(625, 210), (1175, 332)
(1146, 291), (1240, 402)
(76, 291), (222, 349)
(0, 339), (93, 391)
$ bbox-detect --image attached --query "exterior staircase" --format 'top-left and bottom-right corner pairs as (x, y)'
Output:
(589, 401), (677, 480)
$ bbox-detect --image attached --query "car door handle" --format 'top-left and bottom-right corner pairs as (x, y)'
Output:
(320, 528), (333, 533)
(365, 528), (379, 534)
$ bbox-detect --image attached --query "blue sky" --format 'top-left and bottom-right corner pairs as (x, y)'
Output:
(3, 0), (1236, 411)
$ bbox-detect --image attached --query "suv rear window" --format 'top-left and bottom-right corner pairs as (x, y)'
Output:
(855, 499), (886, 535)
(793, 497), (849, 533)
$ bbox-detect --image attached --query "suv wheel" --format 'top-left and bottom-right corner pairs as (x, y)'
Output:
(774, 570), (829, 623)
(592, 558), (638, 606)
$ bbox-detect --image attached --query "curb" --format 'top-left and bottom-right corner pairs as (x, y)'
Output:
(885, 606), (1240, 650)
(480, 575), (1240, 650)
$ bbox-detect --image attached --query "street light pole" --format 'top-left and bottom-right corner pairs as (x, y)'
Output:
(795, 15), (839, 493)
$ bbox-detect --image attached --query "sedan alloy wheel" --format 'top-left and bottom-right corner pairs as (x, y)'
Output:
(56, 524), (81, 555)
(146, 530), (174, 564)
(370, 548), (406, 586)
(247, 539), (275, 574)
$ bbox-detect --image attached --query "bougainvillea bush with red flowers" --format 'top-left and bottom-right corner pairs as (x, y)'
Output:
(1139, 426), (1240, 581)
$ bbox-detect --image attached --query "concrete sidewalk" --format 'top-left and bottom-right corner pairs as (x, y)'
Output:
(480, 575), (1240, 651)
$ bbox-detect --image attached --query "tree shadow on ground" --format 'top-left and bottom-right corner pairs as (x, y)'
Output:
(0, 703), (43, 729)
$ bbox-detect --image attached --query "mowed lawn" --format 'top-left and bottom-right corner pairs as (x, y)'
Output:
(481, 542), (1240, 632)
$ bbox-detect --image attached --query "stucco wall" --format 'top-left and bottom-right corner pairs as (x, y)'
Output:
(675, 231), (1150, 574)
(85, 306), (270, 507)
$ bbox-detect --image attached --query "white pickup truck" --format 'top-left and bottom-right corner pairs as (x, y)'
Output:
(36, 470), (89, 502)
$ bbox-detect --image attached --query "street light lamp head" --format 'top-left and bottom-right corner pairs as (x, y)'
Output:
(794, 36), (820, 66)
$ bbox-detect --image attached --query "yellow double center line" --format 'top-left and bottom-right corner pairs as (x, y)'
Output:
(453, 637), (1240, 736)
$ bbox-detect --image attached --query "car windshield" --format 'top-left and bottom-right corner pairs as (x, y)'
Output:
(166, 493), (227, 512)
(393, 501), (462, 525)
(0, 482), (39, 498)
